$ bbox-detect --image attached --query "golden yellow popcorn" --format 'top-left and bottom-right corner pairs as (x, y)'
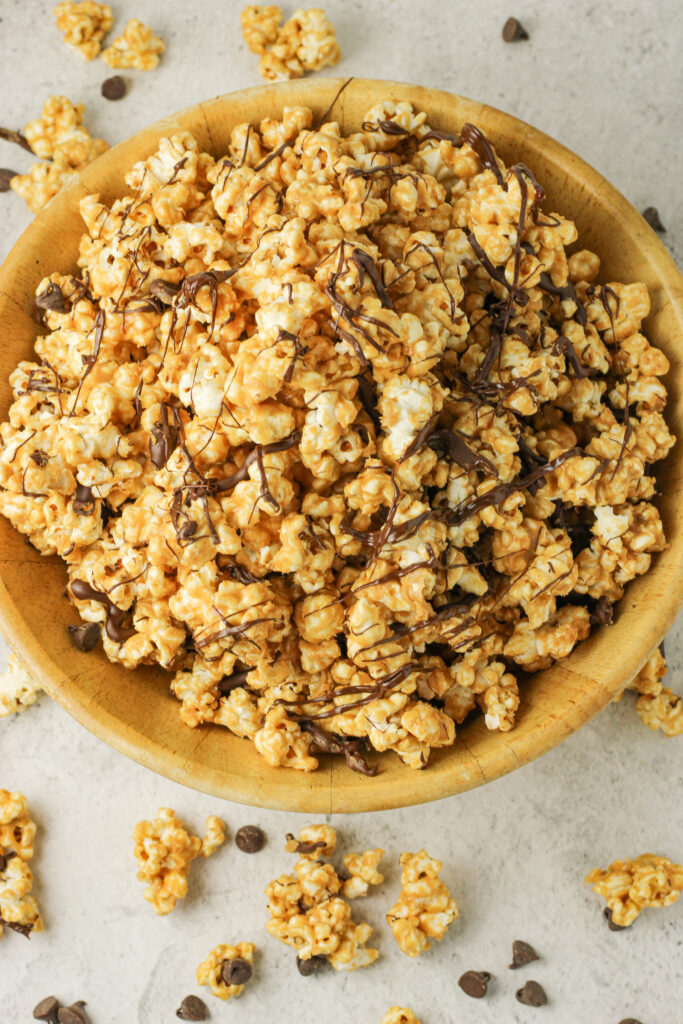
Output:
(585, 853), (683, 927)
(386, 849), (459, 957)
(196, 941), (256, 1000)
(132, 808), (225, 915)
(381, 1010), (422, 1024)
(241, 5), (340, 80)
(618, 648), (683, 737)
(342, 848), (385, 899)
(285, 823), (337, 858)
(0, 789), (43, 939)
(0, 652), (41, 717)
(54, 1), (113, 60)
(101, 17), (165, 70)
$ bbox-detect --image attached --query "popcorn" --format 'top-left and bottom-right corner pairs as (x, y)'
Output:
(386, 849), (459, 957)
(0, 789), (43, 939)
(617, 648), (683, 736)
(585, 853), (683, 927)
(0, 652), (42, 717)
(54, 1), (113, 60)
(381, 1010), (422, 1024)
(196, 941), (256, 1000)
(132, 808), (225, 914)
(240, 6), (340, 80)
(101, 18), (165, 70)
(285, 823), (337, 858)
(0, 102), (673, 777)
(342, 848), (384, 899)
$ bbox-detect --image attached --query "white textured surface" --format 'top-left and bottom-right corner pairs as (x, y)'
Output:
(1, 1), (682, 1022)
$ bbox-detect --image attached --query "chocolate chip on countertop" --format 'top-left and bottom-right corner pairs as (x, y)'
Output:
(0, 168), (17, 191)
(296, 954), (328, 976)
(101, 75), (127, 101)
(68, 622), (100, 653)
(642, 206), (665, 233)
(604, 907), (628, 931)
(176, 995), (209, 1020)
(221, 957), (252, 986)
(516, 980), (548, 1006)
(458, 970), (492, 998)
(57, 1003), (88, 1024)
(502, 16), (529, 42)
(235, 824), (266, 853)
(509, 939), (540, 968)
(32, 996), (61, 1023)
(618, 1019), (644, 1024)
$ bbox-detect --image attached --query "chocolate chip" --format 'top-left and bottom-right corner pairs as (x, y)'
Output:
(509, 939), (540, 968)
(57, 1003), (88, 1024)
(73, 483), (95, 515)
(235, 825), (266, 853)
(590, 597), (614, 626)
(176, 995), (209, 1020)
(642, 206), (665, 233)
(221, 957), (252, 986)
(30, 450), (49, 467)
(35, 283), (68, 314)
(296, 954), (328, 976)
(516, 981), (548, 1006)
(32, 996), (60, 1022)
(458, 970), (492, 998)
(177, 520), (197, 541)
(618, 1019), (644, 1024)
(68, 622), (100, 653)
(0, 168), (17, 191)
(101, 75), (127, 101)
(604, 907), (627, 931)
(502, 16), (529, 42)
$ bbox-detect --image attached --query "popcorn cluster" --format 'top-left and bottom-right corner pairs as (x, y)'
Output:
(54, 1), (113, 60)
(0, 652), (42, 717)
(386, 849), (459, 956)
(9, 95), (108, 212)
(196, 940), (256, 1000)
(0, 99), (673, 775)
(381, 1010), (422, 1024)
(101, 18), (165, 70)
(265, 824), (380, 970)
(585, 853), (683, 927)
(626, 648), (683, 736)
(132, 807), (225, 915)
(241, 6), (339, 80)
(0, 789), (43, 939)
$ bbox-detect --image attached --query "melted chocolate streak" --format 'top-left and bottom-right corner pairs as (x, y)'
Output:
(70, 579), (135, 643)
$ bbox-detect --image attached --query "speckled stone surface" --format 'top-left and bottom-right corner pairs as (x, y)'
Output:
(0, 2), (681, 1022)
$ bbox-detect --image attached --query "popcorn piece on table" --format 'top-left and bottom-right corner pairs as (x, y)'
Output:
(240, 5), (283, 53)
(285, 823), (337, 858)
(54, 1), (113, 60)
(0, 789), (43, 939)
(585, 853), (683, 927)
(381, 1010), (423, 1024)
(241, 6), (340, 81)
(619, 648), (683, 737)
(101, 18), (165, 70)
(0, 652), (42, 717)
(196, 941), (256, 1000)
(386, 849), (459, 957)
(133, 808), (225, 915)
(342, 848), (385, 899)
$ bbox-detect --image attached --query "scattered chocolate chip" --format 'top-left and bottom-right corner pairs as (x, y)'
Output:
(296, 954), (328, 976)
(221, 957), (252, 986)
(35, 283), (68, 314)
(32, 995), (60, 1022)
(458, 970), (492, 998)
(235, 825), (266, 853)
(516, 980), (548, 1006)
(642, 206), (665, 233)
(0, 126), (33, 152)
(57, 1003), (88, 1024)
(618, 1019), (644, 1024)
(101, 75), (127, 101)
(604, 907), (627, 931)
(591, 596), (614, 626)
(68, 622), (100, 653)
(502, 16), (529, 42)
(509, 939), (540, 968)
(0, 168), (17, 191)
(176, 995), (209, 1020)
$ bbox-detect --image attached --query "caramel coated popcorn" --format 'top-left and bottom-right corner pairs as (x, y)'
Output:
(381, 1010), (422, 1024)
(0, 789), (43, 939)
(0, 652), (42, 717)
(386, 849), (459, 957)
(241, 6), (340, 80)
(285, 823), (337, 857)
(9, 95), (108, 212)
(585, 853), (683, 927)
(342, 848), (385, 899)
(133, 808), (225, 915)
(196, 941), (256, 1000)
(0, 99), (673, 777)
(101, 17), (165, 70)
(624, 648), (683, 737)
(54, 1), (113, 60)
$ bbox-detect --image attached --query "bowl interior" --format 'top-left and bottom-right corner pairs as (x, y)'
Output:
(0, 78), (681, 812)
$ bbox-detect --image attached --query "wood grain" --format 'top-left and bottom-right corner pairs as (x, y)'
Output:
(0, 79), (681, 812)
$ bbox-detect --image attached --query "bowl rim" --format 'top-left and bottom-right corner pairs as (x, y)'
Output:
(0, 77), (681, 812)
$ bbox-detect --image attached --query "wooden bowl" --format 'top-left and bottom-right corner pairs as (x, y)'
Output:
(0, 79), (681, 812)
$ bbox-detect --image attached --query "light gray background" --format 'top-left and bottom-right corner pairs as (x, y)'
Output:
(1, 1), (681, 1022)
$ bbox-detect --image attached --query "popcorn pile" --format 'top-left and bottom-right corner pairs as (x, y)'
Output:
(132, 807), (225, 915)
(585, 853), (683, 927)
(240, 6), (339, 80)
(0, 789), (43, 939)
(0, 99), (674, 776)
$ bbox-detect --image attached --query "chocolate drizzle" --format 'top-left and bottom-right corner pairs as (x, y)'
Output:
(460, 123), (506, 189)
(70, 579), (136, 643)
(300, 720), (378, 776)
(351, 249), (393, 309)
(538, 273), (588, 325)
(149, 402), (179, 468)
(0, 126), (34, 153)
